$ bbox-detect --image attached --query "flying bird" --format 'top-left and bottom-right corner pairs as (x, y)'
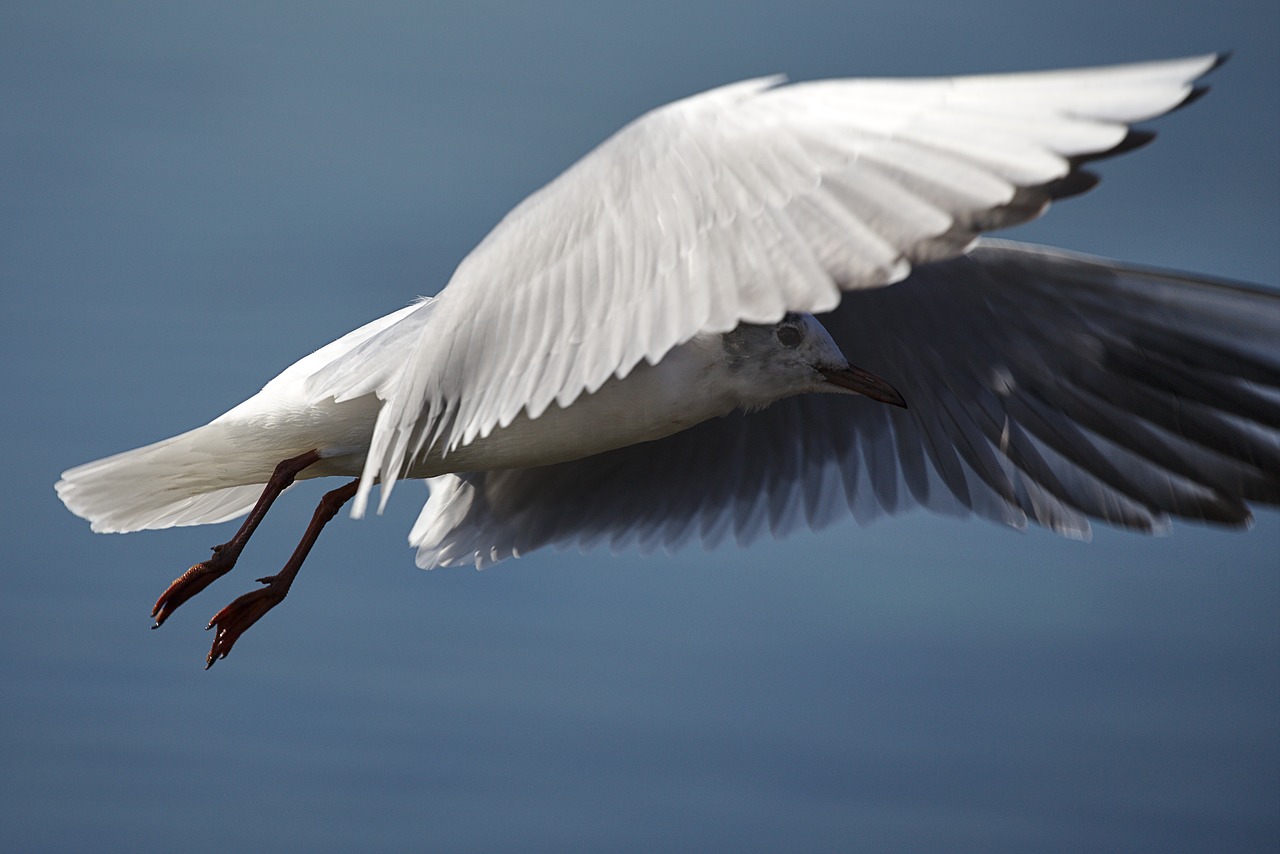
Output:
(55, 54), (1280, 667)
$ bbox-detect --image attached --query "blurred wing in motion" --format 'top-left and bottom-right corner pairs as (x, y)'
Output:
(411, 240), (1280, 568)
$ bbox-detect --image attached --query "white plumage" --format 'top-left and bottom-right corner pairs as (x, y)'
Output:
(52, 54), (1280, 664)
(344, 54), (1221, 517)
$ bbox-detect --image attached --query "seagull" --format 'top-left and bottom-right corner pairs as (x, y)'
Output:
(56, 54), (1280, 668)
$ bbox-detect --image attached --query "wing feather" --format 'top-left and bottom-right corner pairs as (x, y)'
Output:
(358, 55), (1223, 517)
(409, 240), (1280, 568)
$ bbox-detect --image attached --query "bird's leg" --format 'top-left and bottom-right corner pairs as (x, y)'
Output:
(204, 477), (360, 668)
(151, 449), (322, 628)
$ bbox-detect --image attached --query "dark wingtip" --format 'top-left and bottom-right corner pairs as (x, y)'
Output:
(1110, 128), (1157, 157)
(1043, 169), (1100, 201)
(1070, 129), (1157, 167)
(1166, 53), (1230, 114)
(1173, 84), (1212, 114)
(1062, 55), (1226, 171)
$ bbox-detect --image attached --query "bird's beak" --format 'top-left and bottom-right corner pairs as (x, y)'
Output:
(820, 365), (907, 408)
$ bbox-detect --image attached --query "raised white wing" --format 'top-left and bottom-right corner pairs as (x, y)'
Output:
(408, 240), (1280, 568)
(353, 54), (1223, 517)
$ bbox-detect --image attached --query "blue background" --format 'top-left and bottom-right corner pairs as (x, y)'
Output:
(2, 2), (1276, 851)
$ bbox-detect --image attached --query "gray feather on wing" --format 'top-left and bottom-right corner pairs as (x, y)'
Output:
(411, 239), (1280, 568)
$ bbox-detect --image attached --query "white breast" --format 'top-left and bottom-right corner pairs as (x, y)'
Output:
(408, 333), (737, 477)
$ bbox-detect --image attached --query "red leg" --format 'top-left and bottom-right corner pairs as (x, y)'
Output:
(151, 449), (322, 628)
(205, 478), (360, 668)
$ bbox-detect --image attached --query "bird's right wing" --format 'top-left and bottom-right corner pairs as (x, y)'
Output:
(408, 240), (1280, 568)
(351, 55), (1222, 517)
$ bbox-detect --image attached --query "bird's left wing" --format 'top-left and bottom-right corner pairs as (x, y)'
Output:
(349, 56), (1222, 516)
(408, 240), (1280, 568)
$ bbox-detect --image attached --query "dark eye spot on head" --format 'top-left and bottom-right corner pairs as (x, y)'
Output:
(775, 325), (803, 348)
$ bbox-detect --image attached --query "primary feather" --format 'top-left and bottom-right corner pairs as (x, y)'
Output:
(351, 54), (1221, 517)
(409, 240), (1280, 568)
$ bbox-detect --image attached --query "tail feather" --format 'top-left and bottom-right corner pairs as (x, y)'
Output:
(57, 302), (434, 535)
(55, 424), (270, 534)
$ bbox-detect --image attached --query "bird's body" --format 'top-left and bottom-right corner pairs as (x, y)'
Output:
(228, 323), (817, 480)
(54, 53), (1280, 665)
(62, 310), (867, 523)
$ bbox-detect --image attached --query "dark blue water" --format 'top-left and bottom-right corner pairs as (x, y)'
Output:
(3, 3), (1277, 851)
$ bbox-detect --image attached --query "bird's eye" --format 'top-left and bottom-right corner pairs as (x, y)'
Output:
(775, 325), (803, 348)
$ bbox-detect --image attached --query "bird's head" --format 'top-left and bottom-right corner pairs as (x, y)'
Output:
(720, 312), (906, 411)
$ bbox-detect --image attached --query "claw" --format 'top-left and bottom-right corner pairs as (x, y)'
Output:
(172, 473), (359, 668)
(150, 449), (323, 633)
(204, 583), (287, 668)
(151, 550), (238, 628)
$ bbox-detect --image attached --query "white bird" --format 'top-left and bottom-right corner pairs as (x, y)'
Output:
(56, 54), (1280, 667)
